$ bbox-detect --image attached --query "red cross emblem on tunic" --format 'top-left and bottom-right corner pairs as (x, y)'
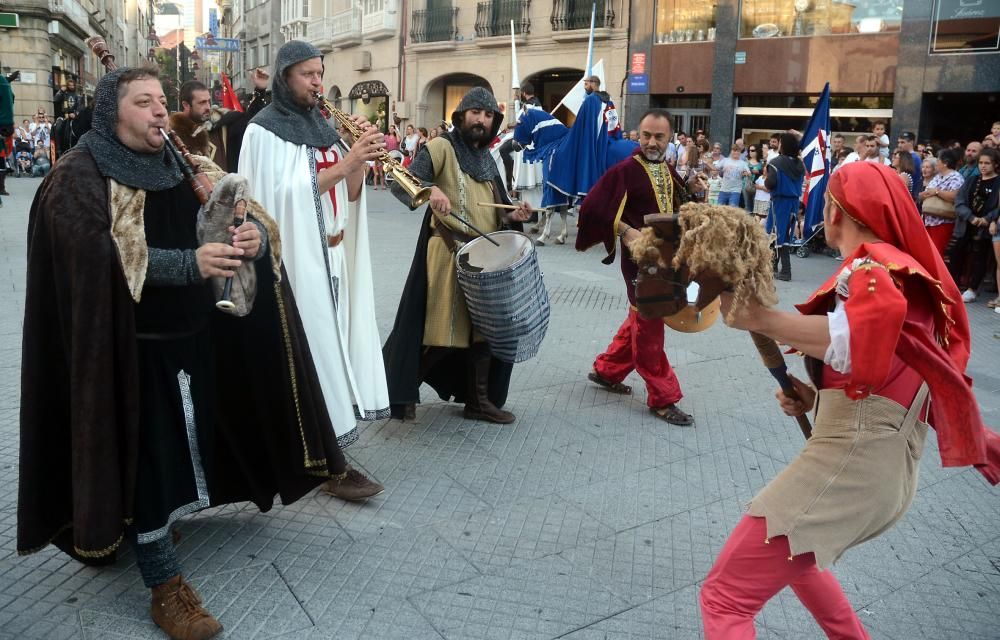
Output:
(315, 147), (340, 218)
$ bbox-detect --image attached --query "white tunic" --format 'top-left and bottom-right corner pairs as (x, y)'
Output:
(239, 124), (389, 446)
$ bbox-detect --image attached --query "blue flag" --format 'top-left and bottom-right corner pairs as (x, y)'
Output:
(800, 83), (831, 239)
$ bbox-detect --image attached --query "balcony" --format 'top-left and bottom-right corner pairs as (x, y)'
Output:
(410, 6), (458, 50)
(475, 0), (530, 46)
(308, 7), (362, 52)
(550, 0), (615, 42)
(362, 0), (398, 41)
(49, 0), (91, 36)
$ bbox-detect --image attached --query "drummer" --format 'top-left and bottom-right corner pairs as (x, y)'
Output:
(383, 87), (532, 424)
(576, 108), (698, 426)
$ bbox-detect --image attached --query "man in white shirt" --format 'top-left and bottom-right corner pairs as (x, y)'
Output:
(835, 135), (866, 172)
(863, 137), (890, 165)
(765, 133), (780, 162)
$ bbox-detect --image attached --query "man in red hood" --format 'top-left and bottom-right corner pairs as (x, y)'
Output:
(699, 161), (1000, 639)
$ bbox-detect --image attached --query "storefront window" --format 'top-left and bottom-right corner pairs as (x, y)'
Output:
(655, 0), (717, 44)
(740, 0), (904, 39)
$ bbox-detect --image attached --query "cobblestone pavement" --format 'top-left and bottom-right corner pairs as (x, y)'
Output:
(0, 179), (997, 640)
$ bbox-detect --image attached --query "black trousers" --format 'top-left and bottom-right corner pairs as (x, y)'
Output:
(946, 225), (992, 291)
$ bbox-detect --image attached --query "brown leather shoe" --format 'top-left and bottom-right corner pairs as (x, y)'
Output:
(321, 467), (385, 501)
(150, 575), (222, 640)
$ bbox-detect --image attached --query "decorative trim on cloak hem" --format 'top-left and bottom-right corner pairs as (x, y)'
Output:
(337, 428), (359, 449)
(355, 406), (391, 421)
(602, 193), (629, 265)
(274, 280), (333, 471)
(17, 518), (134, 559)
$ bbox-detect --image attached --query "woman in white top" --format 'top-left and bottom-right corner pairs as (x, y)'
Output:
(402, 124), (420, 157)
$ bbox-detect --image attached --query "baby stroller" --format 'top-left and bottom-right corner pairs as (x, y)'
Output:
(14, 149), (33, 177)
(791, 221), (837, 258)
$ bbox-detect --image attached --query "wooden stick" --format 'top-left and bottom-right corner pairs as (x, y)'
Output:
(477, 201), (552, 212)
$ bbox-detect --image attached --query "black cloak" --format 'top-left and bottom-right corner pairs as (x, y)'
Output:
(17, 148), (345, 564)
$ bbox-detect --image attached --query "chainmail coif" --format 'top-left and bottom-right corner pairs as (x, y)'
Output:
(249, 40), (340, 148)
(76, 67), (184, 191)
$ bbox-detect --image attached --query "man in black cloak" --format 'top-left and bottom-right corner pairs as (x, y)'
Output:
(18, 67), (351, 640)
(384, 87), (531, 424)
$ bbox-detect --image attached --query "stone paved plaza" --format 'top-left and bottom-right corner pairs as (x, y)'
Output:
(0, 179), (997, 639)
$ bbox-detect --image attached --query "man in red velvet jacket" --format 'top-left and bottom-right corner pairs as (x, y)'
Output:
(576, 108), (696, 426)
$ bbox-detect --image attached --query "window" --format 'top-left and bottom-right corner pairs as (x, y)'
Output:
(363, 0), (384, 13)
(655, 0), (717, 43)
(261, 42), (269, 66)
(740, 0), (904, 39)
(302, 0), (308, 18)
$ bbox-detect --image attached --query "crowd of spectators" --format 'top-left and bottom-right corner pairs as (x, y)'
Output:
(652, 118), (1000, 313)
(7, 110), (53, 178)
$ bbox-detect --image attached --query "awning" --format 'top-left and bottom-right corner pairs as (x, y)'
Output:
(348, 80), (390, 99)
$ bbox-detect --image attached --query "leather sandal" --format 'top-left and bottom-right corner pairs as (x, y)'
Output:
(988, 297), (1000, 309)
(588, 371), (632, 395)
(650, 404), (694, 427)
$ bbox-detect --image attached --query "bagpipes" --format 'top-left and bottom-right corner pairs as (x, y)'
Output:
(86, 37), (256, 316)
(631, 203), (812, 439)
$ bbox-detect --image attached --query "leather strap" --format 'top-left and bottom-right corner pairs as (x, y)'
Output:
(327, 230), (345, 248)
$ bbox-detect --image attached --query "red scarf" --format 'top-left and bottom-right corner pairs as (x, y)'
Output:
(798, 162), (1000, 485)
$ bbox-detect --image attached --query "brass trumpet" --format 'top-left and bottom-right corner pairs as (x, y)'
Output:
(313, 92), (431, 208)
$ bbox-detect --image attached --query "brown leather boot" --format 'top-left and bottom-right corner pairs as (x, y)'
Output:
(463, 343), (515, 424)
(150, 575), (222, 640)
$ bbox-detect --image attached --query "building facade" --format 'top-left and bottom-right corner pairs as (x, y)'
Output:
(0, 0), (140, 122)
(230, 0), (283, 93)
(309, 0), (630, 132)
(627, 0), (1000, 147)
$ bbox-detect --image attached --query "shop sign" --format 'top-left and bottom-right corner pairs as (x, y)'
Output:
(931, 0), (1000, 54)
(628, 73), (649, 94)
(630, 52), (646, 75)
(0, 13), (18, 28)
(195, 37), (240, 52)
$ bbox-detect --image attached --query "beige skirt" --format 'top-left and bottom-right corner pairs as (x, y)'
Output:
(748, 384), (929, 569)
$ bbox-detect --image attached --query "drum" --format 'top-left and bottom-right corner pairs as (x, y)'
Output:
(455, 231), (550, 363)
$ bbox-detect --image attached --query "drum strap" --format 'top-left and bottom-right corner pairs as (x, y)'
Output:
(431, 222), (475, 252)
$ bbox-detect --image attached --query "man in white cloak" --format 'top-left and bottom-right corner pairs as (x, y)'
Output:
(239, 40), (388, 500)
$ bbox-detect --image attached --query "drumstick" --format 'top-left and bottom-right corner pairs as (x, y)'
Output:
(449, 212), (500, 246)
(477, 202), (552, 212)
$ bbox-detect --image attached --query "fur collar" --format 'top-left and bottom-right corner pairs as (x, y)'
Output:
(169, 112), (212, 157)
(109, 154), (283, 303)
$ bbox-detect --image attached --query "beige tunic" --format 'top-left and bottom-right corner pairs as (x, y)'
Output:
(748, 384), (929, 570)
(423, 137), (503, 348)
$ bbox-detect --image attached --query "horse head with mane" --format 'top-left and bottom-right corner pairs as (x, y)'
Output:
(630, 203), (778, 332)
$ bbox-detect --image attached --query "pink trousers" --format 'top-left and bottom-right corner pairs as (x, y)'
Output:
(699, 515), (871, 640)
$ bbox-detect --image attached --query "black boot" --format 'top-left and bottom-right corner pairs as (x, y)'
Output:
(463, 343), (515, 424)
(776, 246), (792, 281)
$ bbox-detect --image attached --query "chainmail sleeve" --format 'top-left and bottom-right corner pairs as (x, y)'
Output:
(390, 145), (435, 210)
(146, 248), (202, 286)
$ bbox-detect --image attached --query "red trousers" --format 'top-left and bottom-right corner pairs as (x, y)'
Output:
(925, 222), (954, 258)
(594, 308), (682, 408)
(700, 515), (871, 640)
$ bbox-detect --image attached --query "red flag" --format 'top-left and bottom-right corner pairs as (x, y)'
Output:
(221, 73), (244, 113)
